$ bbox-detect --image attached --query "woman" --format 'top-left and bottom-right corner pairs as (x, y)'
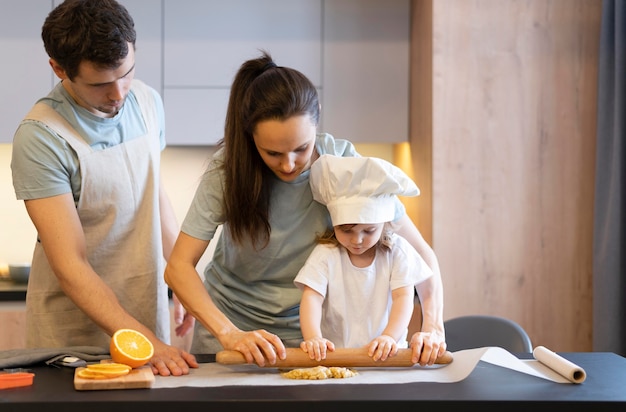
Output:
(164, 51), (446, 367)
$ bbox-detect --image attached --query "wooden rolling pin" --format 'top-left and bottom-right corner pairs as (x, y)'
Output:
(216, 347), (453, 368)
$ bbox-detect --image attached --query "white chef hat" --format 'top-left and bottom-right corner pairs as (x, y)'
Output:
(310, 154), (419, 226)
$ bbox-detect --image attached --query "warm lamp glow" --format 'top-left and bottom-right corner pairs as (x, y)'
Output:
(394, 142), (415, 180)
(394, 142), (420, 225)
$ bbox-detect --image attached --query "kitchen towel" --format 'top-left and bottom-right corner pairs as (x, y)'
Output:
(0, 346), (109, 369)
(153, 346), (586, 388)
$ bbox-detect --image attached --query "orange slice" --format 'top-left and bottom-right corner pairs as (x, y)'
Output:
(87, 363), (132, 373)
(77, 367), (130, 380)
(76, 362), (133, 380)
(109, 328), (154, 368)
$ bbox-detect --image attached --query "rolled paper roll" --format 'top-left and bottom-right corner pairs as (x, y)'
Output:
(533, 345), (586, 384)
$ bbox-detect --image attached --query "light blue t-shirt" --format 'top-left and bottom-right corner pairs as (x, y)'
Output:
(181, 134), (406, 339)
(11, 80), (166, 204)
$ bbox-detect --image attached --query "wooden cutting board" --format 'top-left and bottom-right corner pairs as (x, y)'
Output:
(74, 365), (154, 391)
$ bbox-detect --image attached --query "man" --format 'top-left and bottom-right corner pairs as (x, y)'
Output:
(11, 0), (197, 376)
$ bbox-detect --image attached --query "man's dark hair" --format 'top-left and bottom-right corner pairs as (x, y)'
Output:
(42, 0), (136, 80)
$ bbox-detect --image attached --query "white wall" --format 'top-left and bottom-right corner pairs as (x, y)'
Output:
(0, 144), (36, 264)
(0, 144), (218, 272)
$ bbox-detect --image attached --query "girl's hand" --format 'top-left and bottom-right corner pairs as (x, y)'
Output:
(367, 335), (398, 361)
(300, 337), (335, 361)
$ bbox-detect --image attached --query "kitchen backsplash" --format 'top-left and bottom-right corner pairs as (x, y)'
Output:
(0, 144), (218, 268)
(0, 143), (393, 267)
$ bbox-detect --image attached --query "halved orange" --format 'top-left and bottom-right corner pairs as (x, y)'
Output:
(109, 329), (154, 368)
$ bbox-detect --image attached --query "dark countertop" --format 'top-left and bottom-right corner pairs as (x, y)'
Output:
(0, 278), (27, 301)
(1, 352), (625, 411)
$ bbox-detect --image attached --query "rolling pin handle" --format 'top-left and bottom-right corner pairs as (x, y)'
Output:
(436, 350), (454, 365)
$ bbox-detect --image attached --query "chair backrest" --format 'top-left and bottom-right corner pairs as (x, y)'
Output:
(444, 315), (533, 353)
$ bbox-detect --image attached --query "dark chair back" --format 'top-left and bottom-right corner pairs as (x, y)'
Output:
(444, 315), (533, 353)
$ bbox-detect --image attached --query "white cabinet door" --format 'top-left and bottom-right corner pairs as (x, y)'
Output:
(163, 0), (322, 145)
(0, 1), (409, 146)
(0, 0), (54, 144)
(0, 0), (163, 144)
(164, 88), (230, 145)
(119, 0), (163, 95)
(163, 0), (322, 87)
(323, 0), (410, 143)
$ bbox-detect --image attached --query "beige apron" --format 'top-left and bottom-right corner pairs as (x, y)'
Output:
(22, 80), (170, 348)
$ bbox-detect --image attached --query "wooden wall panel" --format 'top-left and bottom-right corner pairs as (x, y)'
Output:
(411, 0), (601, 351)
(409, 0), (434, 243)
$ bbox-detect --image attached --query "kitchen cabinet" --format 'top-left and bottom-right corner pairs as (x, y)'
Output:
(0, 0), (54, 144)
(0, 0), (162, 144)
(119, 0), (163, 94)
(162, 0), (409, 145)
(0, 0), (409, 145)
(162, 0), (323, 145)
(323, 0), (410, 143)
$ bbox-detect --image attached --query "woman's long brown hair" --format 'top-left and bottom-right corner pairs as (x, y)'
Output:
(218, 51), (320, 249)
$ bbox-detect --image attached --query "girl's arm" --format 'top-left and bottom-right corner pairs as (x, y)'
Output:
(299, 286), (335, 361)
(367, 284), (415, 361)
(382, 284), (416, 341)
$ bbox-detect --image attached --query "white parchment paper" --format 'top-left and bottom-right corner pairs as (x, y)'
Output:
(153, 346), (585, 388)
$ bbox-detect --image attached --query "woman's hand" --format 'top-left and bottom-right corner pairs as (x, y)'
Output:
(221, 329), (287, 367)
(300, 337), (335, 361)
(409, 330), (447, 366)
(367, 335), (398, 361)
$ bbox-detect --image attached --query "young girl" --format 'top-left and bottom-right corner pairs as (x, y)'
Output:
(294, 155), (433, 362)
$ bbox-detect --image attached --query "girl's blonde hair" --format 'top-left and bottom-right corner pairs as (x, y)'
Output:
(316, 222), (397, 250)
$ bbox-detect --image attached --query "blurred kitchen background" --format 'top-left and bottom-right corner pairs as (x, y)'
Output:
(0, 0), (603, 354)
